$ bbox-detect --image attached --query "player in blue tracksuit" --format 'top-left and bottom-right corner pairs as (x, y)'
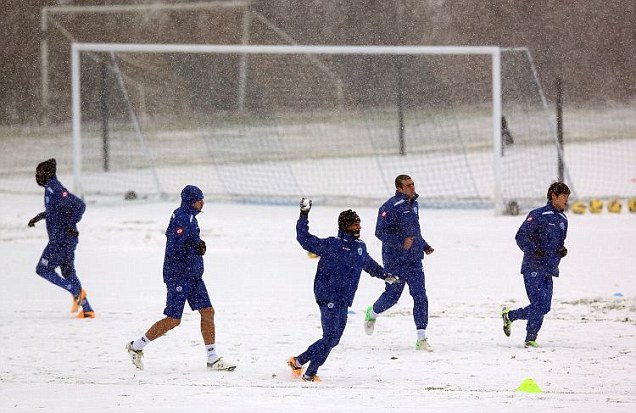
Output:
(502, 182), (570, 347)
(28, 158), (95, 318)
(126, 185), (236, 371)
(364, 175), (434, 351)
(288, 199), (399, 382)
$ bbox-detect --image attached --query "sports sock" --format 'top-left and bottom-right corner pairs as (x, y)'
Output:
(132, 335), (150, 351)
(206, 344), (218, 362)
(416, 329), (427, 340)
(368, 306), (379, 319)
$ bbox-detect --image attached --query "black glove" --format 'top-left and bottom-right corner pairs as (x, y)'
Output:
(67, 228), (79, 237)
(533, 248), (546, 258)
(28, 212), (46, 227)
(299, 198), (312, 216)
(558, 246), (568, 257)
(196, 240), (207, 256)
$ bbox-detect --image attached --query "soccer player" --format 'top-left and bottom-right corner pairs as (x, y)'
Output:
(364, 174), (435, 351)
(287, 198), (399, 382)
(28, 158), (95, 318)
(502, 182), (570, 348)
(126, 185), (236, 371)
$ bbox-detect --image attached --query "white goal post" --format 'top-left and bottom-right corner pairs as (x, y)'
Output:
(72, 43), (507, 207)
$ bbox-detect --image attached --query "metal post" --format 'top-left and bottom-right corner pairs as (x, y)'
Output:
(556, 77), (564, 182)
(71, 44), (82, 196)
(237, 10), (251, 111)
(396, 2), (405, 156)
(100, 60), (109, 172)
(492, 48), (503, 214)
(40, 7), (50, 124)
(396, 58), (406, 156)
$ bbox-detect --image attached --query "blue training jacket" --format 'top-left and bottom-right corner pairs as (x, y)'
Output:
(163, 193), (204, 283)
(296, 214), (386, 307)
(515, 202), (568, 277)
(42, 177), (85, 247)
(375, 191), (431, 269)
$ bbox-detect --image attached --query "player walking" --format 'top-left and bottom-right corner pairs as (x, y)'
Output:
(126, 185), (236, 371)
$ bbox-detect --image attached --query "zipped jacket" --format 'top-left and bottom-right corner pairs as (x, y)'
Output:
(163, 201), (204, 283)
(296, 214), (386, 307)
(375, 191), (431, 266)
(42, 177), (85, 247)
(515, 202), (568, 277)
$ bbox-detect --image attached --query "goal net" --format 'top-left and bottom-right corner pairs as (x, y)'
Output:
(71, 44), (563, 212)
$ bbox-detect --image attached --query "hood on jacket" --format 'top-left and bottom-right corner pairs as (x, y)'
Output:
(181, 185), (204, 206)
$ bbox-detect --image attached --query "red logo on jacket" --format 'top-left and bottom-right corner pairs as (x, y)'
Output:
(176, 227), (184, 235)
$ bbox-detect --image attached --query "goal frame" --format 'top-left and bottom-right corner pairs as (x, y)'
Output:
(71, 43), (503, 208)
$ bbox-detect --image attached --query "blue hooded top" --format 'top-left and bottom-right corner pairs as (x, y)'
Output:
(163, 185), (205, 283)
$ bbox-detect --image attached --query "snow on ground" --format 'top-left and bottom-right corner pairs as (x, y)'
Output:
(0, 193), (634, 412)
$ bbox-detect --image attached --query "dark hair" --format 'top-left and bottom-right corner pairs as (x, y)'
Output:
(338, 209), (360, 231)
(395, 174), (412, 189)
(36, 158), (57, 186)
(547, 182), (571, 201)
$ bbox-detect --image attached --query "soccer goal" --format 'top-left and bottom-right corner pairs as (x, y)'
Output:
(71, 43), (564, 212)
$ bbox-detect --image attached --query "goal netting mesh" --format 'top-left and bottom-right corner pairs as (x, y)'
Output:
(75, 45), (561, 210)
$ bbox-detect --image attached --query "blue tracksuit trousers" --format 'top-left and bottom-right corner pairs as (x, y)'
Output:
(508, 271), (553, 342)
(372, 262), (428, 330)
(36, 243), (93, 312)
(297, 303), (348, 377)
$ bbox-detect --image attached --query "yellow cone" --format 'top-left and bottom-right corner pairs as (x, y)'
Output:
(517, 378), (542, 393)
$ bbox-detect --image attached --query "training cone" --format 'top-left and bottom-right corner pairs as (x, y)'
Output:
(516, 378), (542, 393)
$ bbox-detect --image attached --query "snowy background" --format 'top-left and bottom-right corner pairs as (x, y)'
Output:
(1, 193), (634, 412)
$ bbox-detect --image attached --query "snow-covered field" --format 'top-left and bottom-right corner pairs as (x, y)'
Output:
(1, 194), (634, 412)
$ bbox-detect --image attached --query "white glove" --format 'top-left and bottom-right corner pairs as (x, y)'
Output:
(300, 198), (312, 214)
(384, 273), (400, 284)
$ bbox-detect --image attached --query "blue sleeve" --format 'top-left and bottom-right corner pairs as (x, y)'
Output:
(166, 214), (198, 258)
(362, 251), (385, 279)
(515, 212), (540, 253)
(47, 189), (82, 226)
(59, 191), (86, 226)
(375, 204), (403, 248)
(296, 215), (328, 256)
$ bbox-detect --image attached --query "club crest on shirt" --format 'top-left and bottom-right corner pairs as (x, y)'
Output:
(358, 247), (363, 255)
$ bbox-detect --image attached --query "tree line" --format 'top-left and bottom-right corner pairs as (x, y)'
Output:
(0, 0), (633, 124)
